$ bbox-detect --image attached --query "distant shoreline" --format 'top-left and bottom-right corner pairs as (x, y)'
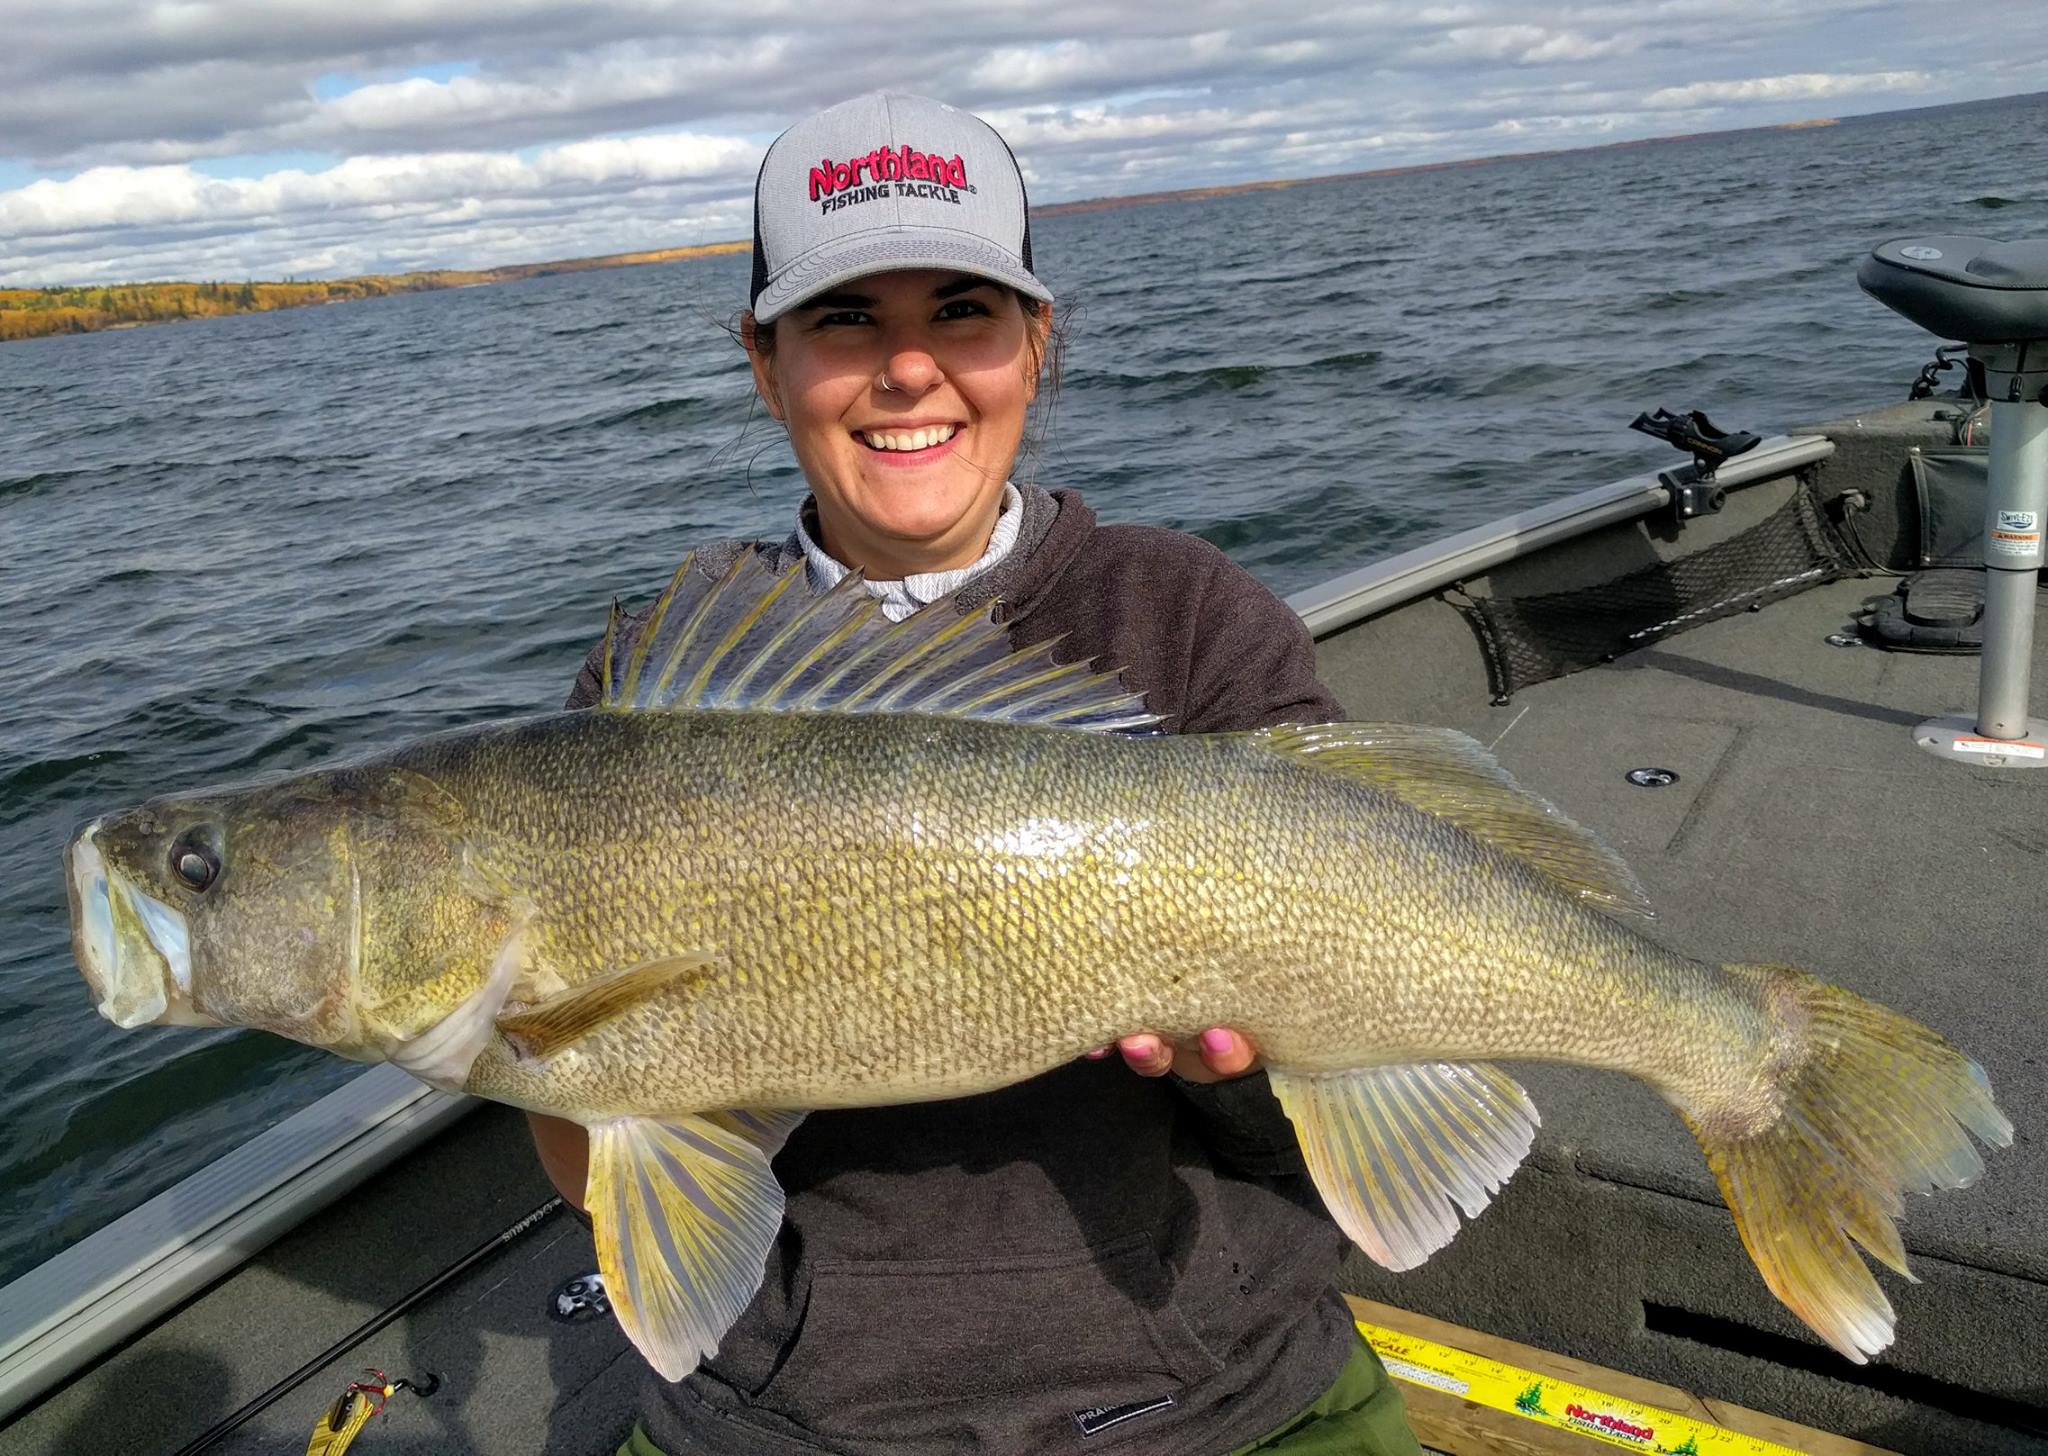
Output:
(0, 112), (1853, 344)
(0, 241), (751, 344)
(1035, 115), (1844, 216)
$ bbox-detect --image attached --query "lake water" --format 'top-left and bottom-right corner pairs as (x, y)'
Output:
(3, 92), (2044, 1282)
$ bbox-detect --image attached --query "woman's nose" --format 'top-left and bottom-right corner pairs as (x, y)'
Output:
(876, 332), (942, 396)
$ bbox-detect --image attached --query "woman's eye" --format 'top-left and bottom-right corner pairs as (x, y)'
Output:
(936, 299), (989, 320)
(169, 833), (221, 892)
(814, 310), (871, 327)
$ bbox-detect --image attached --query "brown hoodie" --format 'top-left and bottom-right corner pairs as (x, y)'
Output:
(567, 485), (1357, 1456)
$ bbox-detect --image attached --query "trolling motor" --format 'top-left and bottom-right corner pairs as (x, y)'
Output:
(1860, 235), (2048, 767)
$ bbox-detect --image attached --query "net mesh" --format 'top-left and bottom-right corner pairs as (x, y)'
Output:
(1453, 478), (1852, 703)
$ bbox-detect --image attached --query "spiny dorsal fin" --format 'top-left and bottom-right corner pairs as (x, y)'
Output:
(600, 547), (1156, 732)
(1250, 722), (1653, 919)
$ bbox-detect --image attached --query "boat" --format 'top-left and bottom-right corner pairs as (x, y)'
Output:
(2, 239), (2042, 1456)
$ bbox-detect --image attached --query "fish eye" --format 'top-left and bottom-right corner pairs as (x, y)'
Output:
(169, 830), (221, 892)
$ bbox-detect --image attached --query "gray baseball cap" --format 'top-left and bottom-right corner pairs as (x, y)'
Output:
(749, 91), (1052, 324)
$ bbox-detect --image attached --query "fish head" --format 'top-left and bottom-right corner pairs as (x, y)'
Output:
(67, 803), (226, 1033)
(65, 768), (434, 1054)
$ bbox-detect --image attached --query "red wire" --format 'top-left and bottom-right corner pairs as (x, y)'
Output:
(342, 1369), (393, 1417)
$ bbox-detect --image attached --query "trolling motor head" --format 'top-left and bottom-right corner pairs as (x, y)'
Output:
(1861, 235), (2048, 766)
(1860, 238), (2048, 357)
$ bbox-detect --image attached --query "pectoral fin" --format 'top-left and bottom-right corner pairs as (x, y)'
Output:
(497, 951), (716, 1059)
(587, 1109), (807, 1380)
(387, 922), (529, 1092)
(1268, 1061), (1538, 1271)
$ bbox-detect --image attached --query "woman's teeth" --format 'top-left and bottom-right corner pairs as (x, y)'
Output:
(860, 424), (959, 452)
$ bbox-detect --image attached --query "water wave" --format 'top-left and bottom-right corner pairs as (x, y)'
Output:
(0, 468), (84, 501)
(551, 317), (637, 339)
(586, 394), (717, 430)
(0, 750), (129, 825)
(1067, 349), (1384, 395)
(7, 1032), (294, 1186)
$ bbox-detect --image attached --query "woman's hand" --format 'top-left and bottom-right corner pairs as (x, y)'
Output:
(1086, 1028), (1261, 1083)
(527, 1111), (591, 1211)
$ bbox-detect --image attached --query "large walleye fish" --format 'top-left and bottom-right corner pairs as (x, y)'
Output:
(66, 551), (2009, 1377)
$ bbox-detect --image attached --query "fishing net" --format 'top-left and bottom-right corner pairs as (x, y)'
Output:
(1453, 477), (1854, 703)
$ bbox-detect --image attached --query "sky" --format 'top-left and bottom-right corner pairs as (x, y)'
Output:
(3, 1), (2044, 287)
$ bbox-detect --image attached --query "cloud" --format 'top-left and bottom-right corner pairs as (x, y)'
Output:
(0, 131), (761, 289)
(1642, 70), (1933, 109)
(0, 0), (1934, 168)
(0, 0), (2039, 285)
(3, 135), (755, 237)
(1409, 25), (1640, 66)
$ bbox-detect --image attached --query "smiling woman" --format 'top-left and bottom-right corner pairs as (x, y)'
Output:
(742, 269), (1048, 579)
(528, 90), (1424, 1456)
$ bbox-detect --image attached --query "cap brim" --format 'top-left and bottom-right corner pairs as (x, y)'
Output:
(753, 226), (1052, 323)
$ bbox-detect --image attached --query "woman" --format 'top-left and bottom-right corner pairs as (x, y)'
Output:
(530, 90), (1422, 1456)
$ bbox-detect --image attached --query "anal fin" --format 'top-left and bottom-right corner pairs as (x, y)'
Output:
(498, 951), (715, 1059)
(587, 1109), (806, 1380)
(1268, 1061), (1538, 1271)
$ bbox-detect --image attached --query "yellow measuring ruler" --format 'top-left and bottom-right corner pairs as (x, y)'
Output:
(1357, 1319), (1805, 1456)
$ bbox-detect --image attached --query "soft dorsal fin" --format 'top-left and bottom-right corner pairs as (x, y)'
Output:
(599, 548), (1156, 732)
(1249, 722), (1653, 919)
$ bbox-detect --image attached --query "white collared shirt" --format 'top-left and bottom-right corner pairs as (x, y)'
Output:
(795, 483), (1024, 620)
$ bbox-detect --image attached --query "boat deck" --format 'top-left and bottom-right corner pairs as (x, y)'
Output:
(6, 409), (2045, 1454)
(3, 1102), (624, 1454)
(1315, 573), (2046, 1455)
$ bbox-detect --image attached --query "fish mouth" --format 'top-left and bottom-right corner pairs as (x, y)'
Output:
(67, 821), (221, 1029)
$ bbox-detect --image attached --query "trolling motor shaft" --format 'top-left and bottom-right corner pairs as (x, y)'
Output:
(1860, 235), (2048, 766)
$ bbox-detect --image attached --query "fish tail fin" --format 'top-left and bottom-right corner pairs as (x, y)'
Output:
(1684, 964), (2012, 1363)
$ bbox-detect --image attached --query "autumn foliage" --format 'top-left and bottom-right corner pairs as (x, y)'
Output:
(0, 277), (459, 341)
(0, 242), (748, 344)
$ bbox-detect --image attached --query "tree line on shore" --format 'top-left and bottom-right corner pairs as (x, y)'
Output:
(0, 242), (751, 344)
(0, 275), (476, 341)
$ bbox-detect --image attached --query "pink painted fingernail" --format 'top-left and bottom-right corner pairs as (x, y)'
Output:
(1201, 1028), (1235, 1056)
(1123, 1035), (1159, 1060)
(1084, 1046), (1112, 1059)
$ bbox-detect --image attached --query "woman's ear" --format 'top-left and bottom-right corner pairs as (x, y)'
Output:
(740, 312), (784, 421)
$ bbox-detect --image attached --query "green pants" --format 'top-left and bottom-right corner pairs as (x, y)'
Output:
(1225, 1334), (1423, 1455)
(619, 1334), (1421, 1456)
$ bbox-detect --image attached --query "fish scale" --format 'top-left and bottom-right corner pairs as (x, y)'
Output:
(394, 706), (1753, 1118)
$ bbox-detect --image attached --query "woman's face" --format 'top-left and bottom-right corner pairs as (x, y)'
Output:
(747, 268), (1044, 579)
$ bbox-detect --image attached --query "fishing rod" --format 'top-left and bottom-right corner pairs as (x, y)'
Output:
(171, 1194), (564, 1456)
